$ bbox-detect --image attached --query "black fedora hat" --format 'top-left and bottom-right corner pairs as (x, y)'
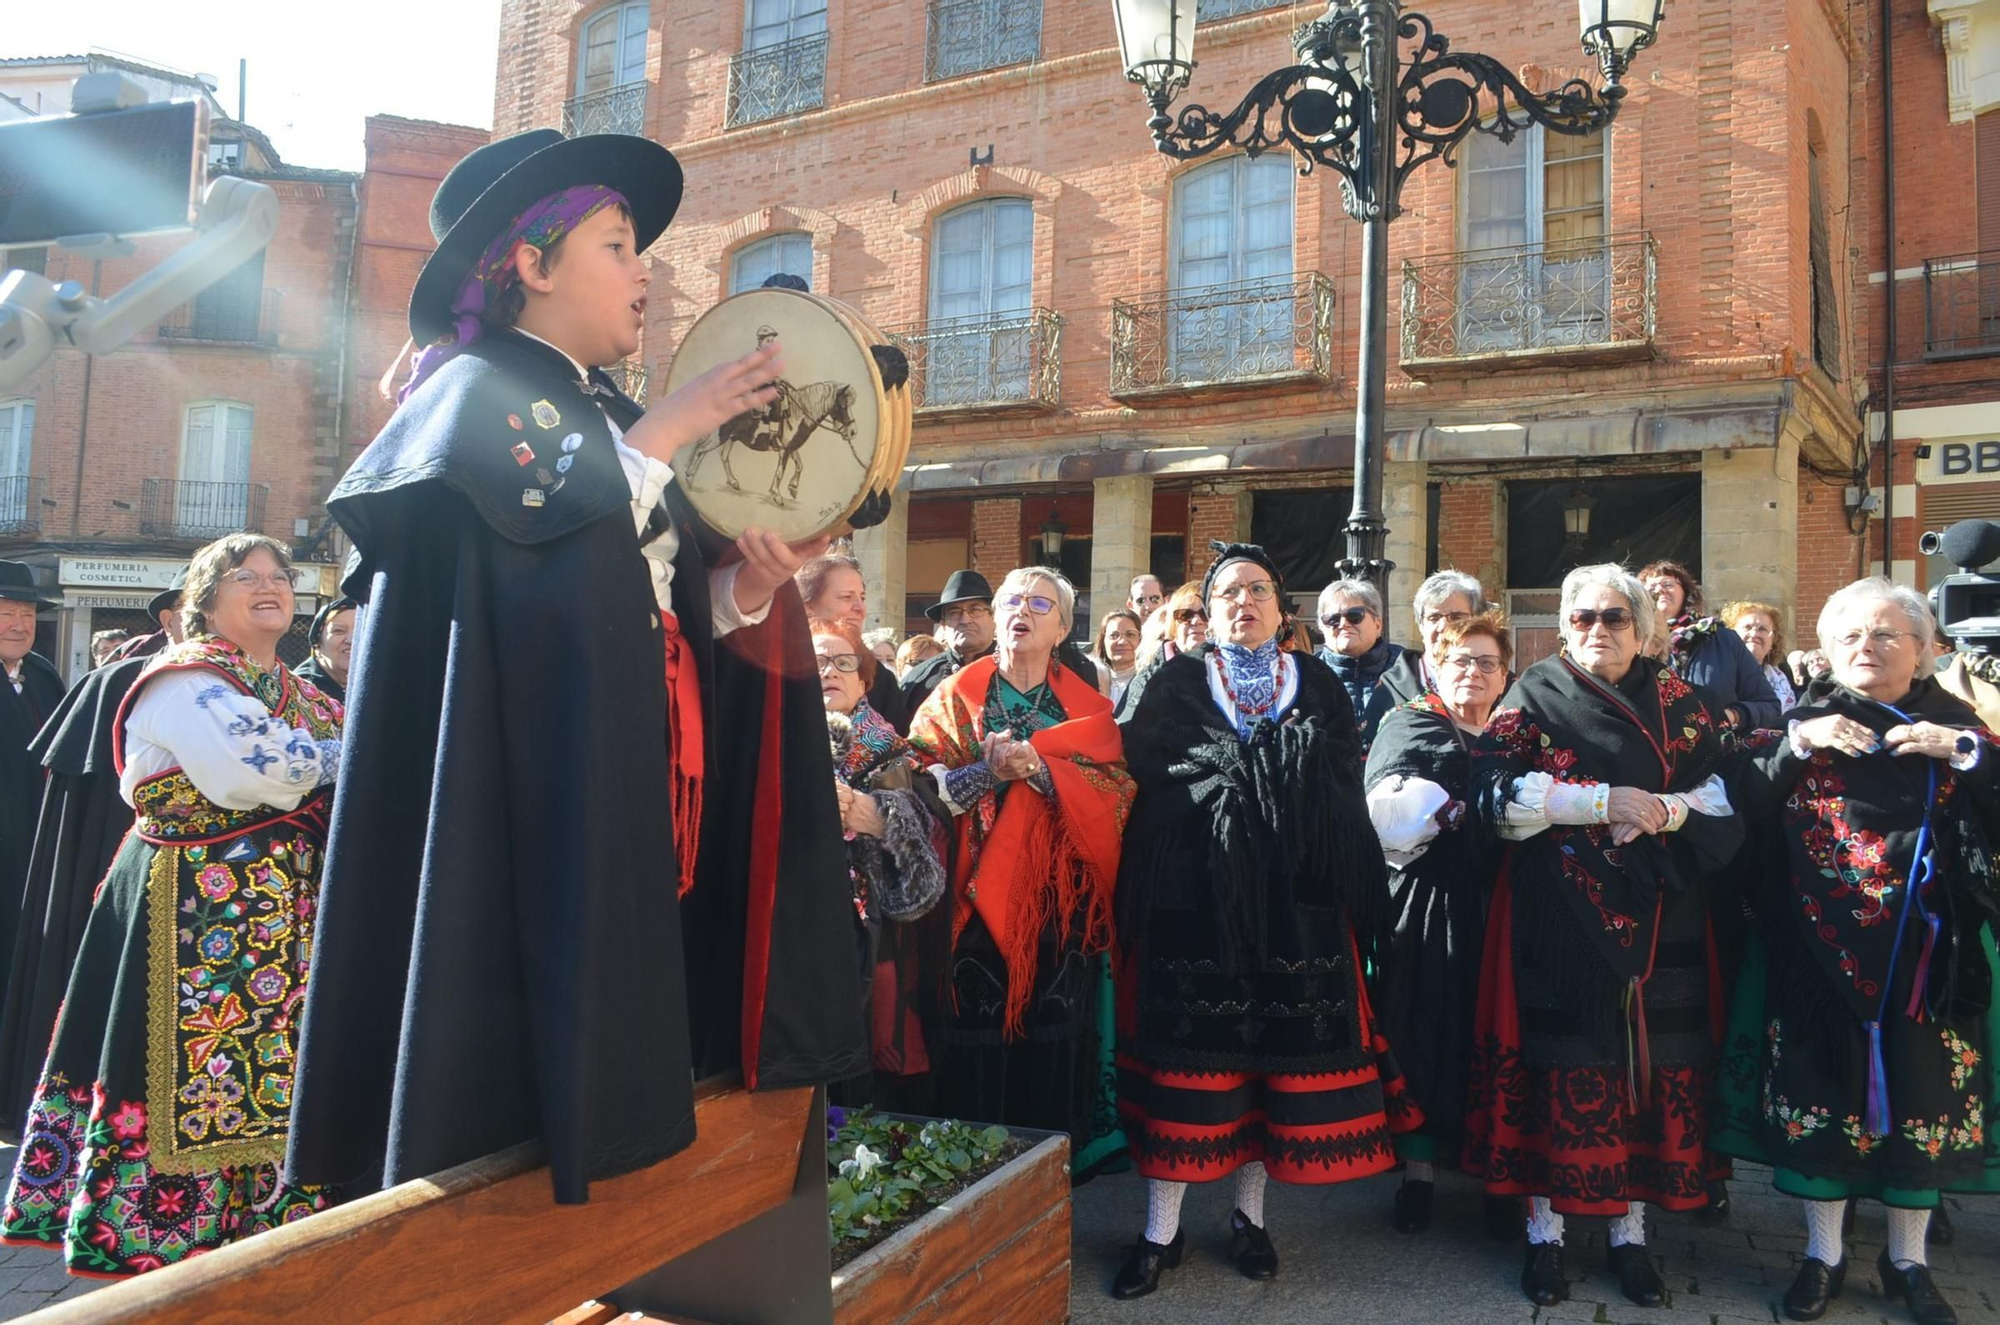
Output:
(0, 560), (52, 605)
(408, 129), (684, 345)
(925, 570), (994, 621)
(147, 568), (189, 619)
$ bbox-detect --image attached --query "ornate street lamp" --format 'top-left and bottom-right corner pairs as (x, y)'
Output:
(1562, 485), (1598, 540)
(1113, 0), (1663, 588)
(1039, 512), (1068, 562)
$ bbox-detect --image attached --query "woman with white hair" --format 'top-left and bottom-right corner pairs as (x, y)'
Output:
(907, 566), (1136, 1179)
(1710, 578), (1996, 1325)
(1465, 563), (1743, 1310)
(1361, 569), (1487, 744)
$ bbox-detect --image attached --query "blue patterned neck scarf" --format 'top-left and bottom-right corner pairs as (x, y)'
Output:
(1217, 636), (1282, 722)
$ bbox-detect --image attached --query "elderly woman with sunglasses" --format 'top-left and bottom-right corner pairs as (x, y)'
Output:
(1364, 612), (1517, 1238)
(1316, 577), (1406, 730)
(1709, 579), (1997, 1325)
(1110, 543), (1418, 1301)
(811, 617), (950, 1114)
(906, 567), (1136, 1179)
(1, 535), (341, 1277)
(1463, 563), (1744, 1311)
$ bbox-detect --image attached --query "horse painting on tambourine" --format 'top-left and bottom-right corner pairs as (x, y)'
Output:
(669, 289), (903, 541)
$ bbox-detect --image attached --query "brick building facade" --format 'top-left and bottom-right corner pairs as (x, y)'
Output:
(0, 56), (484, 679)
(485, 0), (1891, 657)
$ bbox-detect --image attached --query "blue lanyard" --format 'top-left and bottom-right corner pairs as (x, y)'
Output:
(1859, 700), (1942, 1135)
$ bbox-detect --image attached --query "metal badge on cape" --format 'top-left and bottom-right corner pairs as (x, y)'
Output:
(665, 288), (911, 542)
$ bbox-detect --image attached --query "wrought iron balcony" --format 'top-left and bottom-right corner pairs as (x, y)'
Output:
(159, 288), (282, 347)
(605, 358), (649, 405)
(888, 309), (1062, 414)
(926, 0), (1042, 81)
(1111, 272), (1335, 398)
(139, 479), (268, 542)
(562, 83), (648, 137)
(0, 476), (45, 537)
(728, 33), (828, 127)
(1923, 250), (2000, 359)
(1400, 233), (1656, 374)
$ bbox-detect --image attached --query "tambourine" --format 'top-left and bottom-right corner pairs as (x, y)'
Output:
(664, 288), (912, 542)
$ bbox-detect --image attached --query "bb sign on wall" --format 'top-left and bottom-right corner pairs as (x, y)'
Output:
(1926, 440), (2000, 482)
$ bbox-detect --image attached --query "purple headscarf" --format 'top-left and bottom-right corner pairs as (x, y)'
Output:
(398, 184), (630, 403)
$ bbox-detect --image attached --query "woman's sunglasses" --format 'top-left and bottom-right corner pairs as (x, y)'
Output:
(1320, 607), (1371, 627)
(1567, 608), (1634, 632)
(1172, 608), (1207, 624)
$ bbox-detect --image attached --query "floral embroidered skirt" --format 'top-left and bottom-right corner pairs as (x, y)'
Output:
(0, 807), (328, 1277)
(1460, 871), (1726, 1217)
(1115, 931), (1421, 1186)
(1710, 933), (2000, 1207)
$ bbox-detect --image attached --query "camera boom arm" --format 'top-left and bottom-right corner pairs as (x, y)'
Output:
(0, 175), (279, 393)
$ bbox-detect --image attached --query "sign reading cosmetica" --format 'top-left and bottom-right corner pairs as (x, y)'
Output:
(57, 558), (186, 590)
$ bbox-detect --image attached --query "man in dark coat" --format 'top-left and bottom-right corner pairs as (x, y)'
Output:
(0, 575), (182, 1138)
(286, 129), (866, 1206)
(0, 563), (63, 988)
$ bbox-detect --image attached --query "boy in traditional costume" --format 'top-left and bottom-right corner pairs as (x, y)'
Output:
(286, 130), (866, 1204)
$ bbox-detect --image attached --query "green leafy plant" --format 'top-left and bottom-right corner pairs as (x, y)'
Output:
(825, 1106), (1018, 1255)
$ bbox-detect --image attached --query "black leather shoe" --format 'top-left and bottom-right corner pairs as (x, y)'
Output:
(1110, 1228), (1183, 1300)
(1609, 1243), (1666, 1308)
(1781, 1256), (1846, 1321)
(1929, 1203), (1955, 1246)
(1878, 1250), (1957, 1325)
(1697, 1178), (1731, 1225)
(1485, 1193), (1524, 1240)
(1522, 1242), (1567, 1306)
(1392, 1179), (1433, 1234)
(1229, 1209), (1278, 1280)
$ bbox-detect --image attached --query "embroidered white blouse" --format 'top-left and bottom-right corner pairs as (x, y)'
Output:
(514, 329), (767, 637)
(119, 670), (340, 812)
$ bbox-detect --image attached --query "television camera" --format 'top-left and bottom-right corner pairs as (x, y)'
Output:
(1921, 517), (2000, 657)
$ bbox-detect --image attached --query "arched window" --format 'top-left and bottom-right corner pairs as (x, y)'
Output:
(1168, 156), (1293, 379)
(178, 401), (254, 536)
(729, 232), (814, 294)
(0, 399), (33, 527)
(926, 199), (1033, 405)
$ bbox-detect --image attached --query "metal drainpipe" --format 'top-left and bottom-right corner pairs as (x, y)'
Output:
(1879, 0), (1897, 576)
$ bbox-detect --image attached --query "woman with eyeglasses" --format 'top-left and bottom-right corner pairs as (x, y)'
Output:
(1464, 563), (1743, 1310)
(810, 617), (950, 1116)
(1361, 569), (1488, 746)
(1363, 612), (1516, 1238)
(1092, 610), (1143, 709)
(1120, 584), (1208, 721)
(1, 535), (342, 1277)
(1708, 578), (1996, 1325)
(1110, 543), (1417, 1301)
(1721, 599), (1798, 711)
(1316, 577), (1406, 731)
(1639, 560), (1781, 735)
(905, 566), (1136, 1180)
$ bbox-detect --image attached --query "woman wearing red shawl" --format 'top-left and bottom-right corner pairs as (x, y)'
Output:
(1110, 543), (1419, 1302)
(906, 566), (1135, 1180)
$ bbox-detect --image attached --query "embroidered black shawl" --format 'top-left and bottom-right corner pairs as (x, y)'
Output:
(1735, 677), (1999, 1034)
(1472, 655), (1741, 997)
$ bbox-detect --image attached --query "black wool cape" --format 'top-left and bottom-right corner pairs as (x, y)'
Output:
(285, 332), (865, 1204)
(0, 651), (64, 992)
(0, 636), (163, 1136)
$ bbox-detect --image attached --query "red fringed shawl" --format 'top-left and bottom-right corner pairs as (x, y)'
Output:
(907, 657), (1135, 1036)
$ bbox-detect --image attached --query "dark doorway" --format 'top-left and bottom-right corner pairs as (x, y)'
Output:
(1506, 475), (1701, 589)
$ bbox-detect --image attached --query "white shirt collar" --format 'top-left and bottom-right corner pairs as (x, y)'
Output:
(511, 328), (591, 383)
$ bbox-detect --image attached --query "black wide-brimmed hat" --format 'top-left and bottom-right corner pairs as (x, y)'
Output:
(925, 570), (994, 620)
(146, 568), (189, 618)
(0, 560), (52, 605)
(408, 128), (684, 345)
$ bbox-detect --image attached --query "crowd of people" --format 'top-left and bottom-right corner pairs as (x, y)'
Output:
(0, 125), (1991, 1325)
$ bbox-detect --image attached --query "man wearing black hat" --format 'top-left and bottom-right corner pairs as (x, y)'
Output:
(0, 564), (62, 992)
(898, 570), (996, 722)
(288, 129), (865, 1207)
(0, 571), (184, 1138)
(293, 596), (354, 704)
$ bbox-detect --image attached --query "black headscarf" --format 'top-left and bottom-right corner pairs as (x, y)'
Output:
(1199, 541), (1284, 604)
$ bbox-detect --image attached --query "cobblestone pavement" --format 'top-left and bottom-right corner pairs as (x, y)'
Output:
(1069, 1162), (2000, 1324)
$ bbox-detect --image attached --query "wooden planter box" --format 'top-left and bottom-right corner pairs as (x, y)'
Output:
(830, 1129), (1070, 1325)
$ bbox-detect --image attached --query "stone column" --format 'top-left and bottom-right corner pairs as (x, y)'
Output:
(1701, 439), (1799, 632)
(852, 490), (909, 634)
(1088, 475), (1154, 620)
(1381, 461), (1429, 649)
